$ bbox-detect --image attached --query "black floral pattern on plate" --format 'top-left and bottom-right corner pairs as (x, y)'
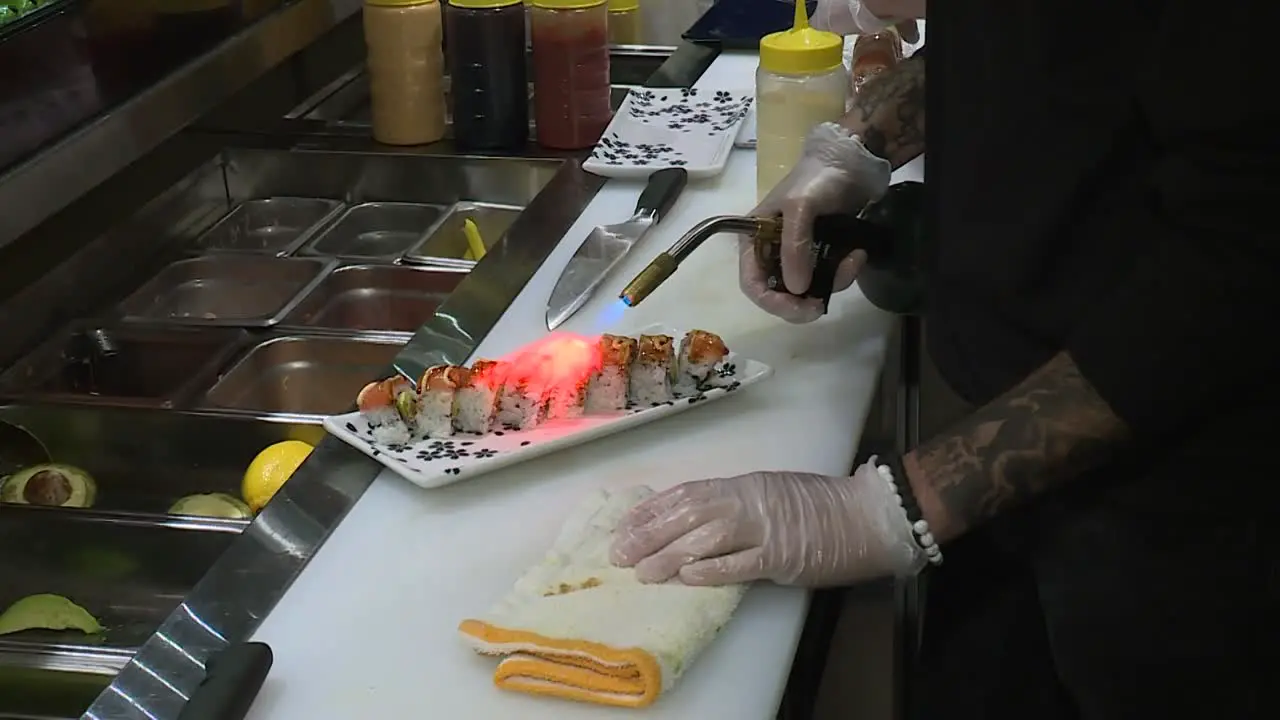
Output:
(625, 88), (754, 134)
(592, 133), (687, 168)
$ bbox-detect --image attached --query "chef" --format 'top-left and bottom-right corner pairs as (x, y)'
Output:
(611, 0), (1278, 718)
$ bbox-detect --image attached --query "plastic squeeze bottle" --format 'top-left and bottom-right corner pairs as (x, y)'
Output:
(755, 1), (848, 201)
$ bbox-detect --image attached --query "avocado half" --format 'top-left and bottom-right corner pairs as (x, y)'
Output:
(0, 464), (96, 508)
(0, 594), (103, 636)
(168, 493), (253, 520)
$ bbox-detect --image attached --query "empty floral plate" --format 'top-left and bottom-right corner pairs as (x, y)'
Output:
(583, 88), (754, 180)
(323, 324), (774, 490)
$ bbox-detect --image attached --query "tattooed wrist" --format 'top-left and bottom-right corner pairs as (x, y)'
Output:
(906, 353), (1130, 542)
(841, 53), (925, 169)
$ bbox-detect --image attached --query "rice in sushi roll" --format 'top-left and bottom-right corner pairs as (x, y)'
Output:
(415, 365), (469, 439)
(496, 359), (551, 430)
(546, 335), (599, 420)
(675, 329), (730, 394)
(585, 334), (636, 413)
(629, 334), (676, 406)
(454, 359), (505, 434)
(356, 376), (416, 445)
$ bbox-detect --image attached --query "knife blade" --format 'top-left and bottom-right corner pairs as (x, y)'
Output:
(546, 167), (688, 330)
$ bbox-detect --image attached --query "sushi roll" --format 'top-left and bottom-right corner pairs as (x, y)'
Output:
(546, 335), (599, 420)
(585, 334), (637, 413)
(415, 365), (469, 439)
(454, 359), (505, 434)
(496, 360), (551, 430)
(629, 334), (676, 406)
(356, 376), (416, 445)
(675, 329), (730, 395)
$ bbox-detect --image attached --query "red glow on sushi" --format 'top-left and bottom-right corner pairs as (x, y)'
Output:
(502, 333), (603, 392)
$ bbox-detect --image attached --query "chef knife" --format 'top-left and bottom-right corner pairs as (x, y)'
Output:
(545, 167), (688, 330)
(176, 642), (274, 720)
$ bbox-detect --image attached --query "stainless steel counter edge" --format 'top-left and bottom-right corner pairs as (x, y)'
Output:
(0, 0), (351, 249)
(82, 47), (720, 720)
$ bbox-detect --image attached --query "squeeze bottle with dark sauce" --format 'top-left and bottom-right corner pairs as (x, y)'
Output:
(446, 0), (529, 150)
(530, 0), (612, 150)
(364, 0), (447, 146)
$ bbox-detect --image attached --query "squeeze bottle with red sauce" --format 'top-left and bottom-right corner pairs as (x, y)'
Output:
(364, 0), (447, 146)
(530, 0), (612, 150)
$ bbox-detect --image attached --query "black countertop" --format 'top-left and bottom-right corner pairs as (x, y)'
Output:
(0, 0), (287, 174)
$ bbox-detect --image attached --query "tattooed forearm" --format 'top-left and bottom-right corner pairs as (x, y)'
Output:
(903, 352), (1130, 542)
(840, 52), (925, 169)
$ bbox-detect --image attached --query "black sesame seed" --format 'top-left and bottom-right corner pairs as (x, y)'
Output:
(520, 440), (531, 446)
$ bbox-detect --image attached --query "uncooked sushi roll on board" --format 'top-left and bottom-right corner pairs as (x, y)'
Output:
(416, 365), (469, 439)
(629, 334), (676, 406)
(675, 329), (729, 395)
(356, 376), (416, 445)
(586, 334), (636, 413)
(454, 359), (505, 434)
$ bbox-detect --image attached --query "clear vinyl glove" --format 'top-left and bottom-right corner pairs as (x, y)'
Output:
(812, 0), (924, 39)
(740, 122), (892, 324)
(610, 458), (926, 587)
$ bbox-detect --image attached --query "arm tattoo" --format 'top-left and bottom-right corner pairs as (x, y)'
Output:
(906, 353), (1130, 542)
(841, 53), (925, 169)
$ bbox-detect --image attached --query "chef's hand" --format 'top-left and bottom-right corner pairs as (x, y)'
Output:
(740, 123), (892, 324)
(812, 0), (925, 41)
(611, 459), (926, 587)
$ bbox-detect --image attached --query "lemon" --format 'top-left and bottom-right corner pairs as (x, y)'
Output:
(242, 440), (313, 513)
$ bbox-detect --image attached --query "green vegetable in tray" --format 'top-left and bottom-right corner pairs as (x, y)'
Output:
(168, 492), (254, 519)
(0, 594), (103, 636)
(0, 463), (97, 508)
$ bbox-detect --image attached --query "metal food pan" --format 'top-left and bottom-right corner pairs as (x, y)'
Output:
(116, 256), (336, 328)
(0, 402), (324, 515)
(196, 334), (405, 417)
(0, 324), (245, 409)
(279, 264), (467, 333)
(402, 201), (523, 268)
(298, 202), (449, 261)
(189, 197), (343, 256)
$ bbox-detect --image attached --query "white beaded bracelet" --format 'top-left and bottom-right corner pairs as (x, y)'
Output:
(873, 455), (944, 566)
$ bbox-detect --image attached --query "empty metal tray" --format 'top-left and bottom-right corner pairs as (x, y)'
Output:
(117, 256), (336, 328)
(190, 197), (343, 255)
(280, 264), (466, 333)
(299, 202), (448, 261)
(403, 201), (523, 267)
(0, 325), (244, 408)
(198, 335), (404, 416)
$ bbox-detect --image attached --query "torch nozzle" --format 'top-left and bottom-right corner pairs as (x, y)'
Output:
(619, 252), (678, 307)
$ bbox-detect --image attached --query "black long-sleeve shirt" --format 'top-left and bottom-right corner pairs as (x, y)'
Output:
(926, 0), (1280, 449)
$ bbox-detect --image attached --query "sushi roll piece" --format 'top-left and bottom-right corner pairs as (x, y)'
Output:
(454, 359), (505, 434)
(356, 376), (416, 445)
(675, 329), (730, 395)
(496, 359), (551, 431)
(415, 365), (469, 439)
(585, 334), (637, 413)
(629, 334), (676, 406)
(546, 335), (599, 420)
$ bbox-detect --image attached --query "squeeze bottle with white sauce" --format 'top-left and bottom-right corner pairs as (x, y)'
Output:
(363, 0), (448, 146)
(755, 1), (848, 201)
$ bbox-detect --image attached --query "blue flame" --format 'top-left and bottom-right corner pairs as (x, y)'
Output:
(588, 297), (629, 333)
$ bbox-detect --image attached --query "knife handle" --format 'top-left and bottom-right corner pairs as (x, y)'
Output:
(634, 167), (689, 222)
(177, 642), (274, 720)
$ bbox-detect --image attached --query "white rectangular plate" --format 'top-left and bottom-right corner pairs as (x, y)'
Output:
(583, 88), (754, 180)
(323, 324), (773, 489)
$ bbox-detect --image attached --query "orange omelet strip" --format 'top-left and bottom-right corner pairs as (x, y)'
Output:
(458, 619), (663, 708)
